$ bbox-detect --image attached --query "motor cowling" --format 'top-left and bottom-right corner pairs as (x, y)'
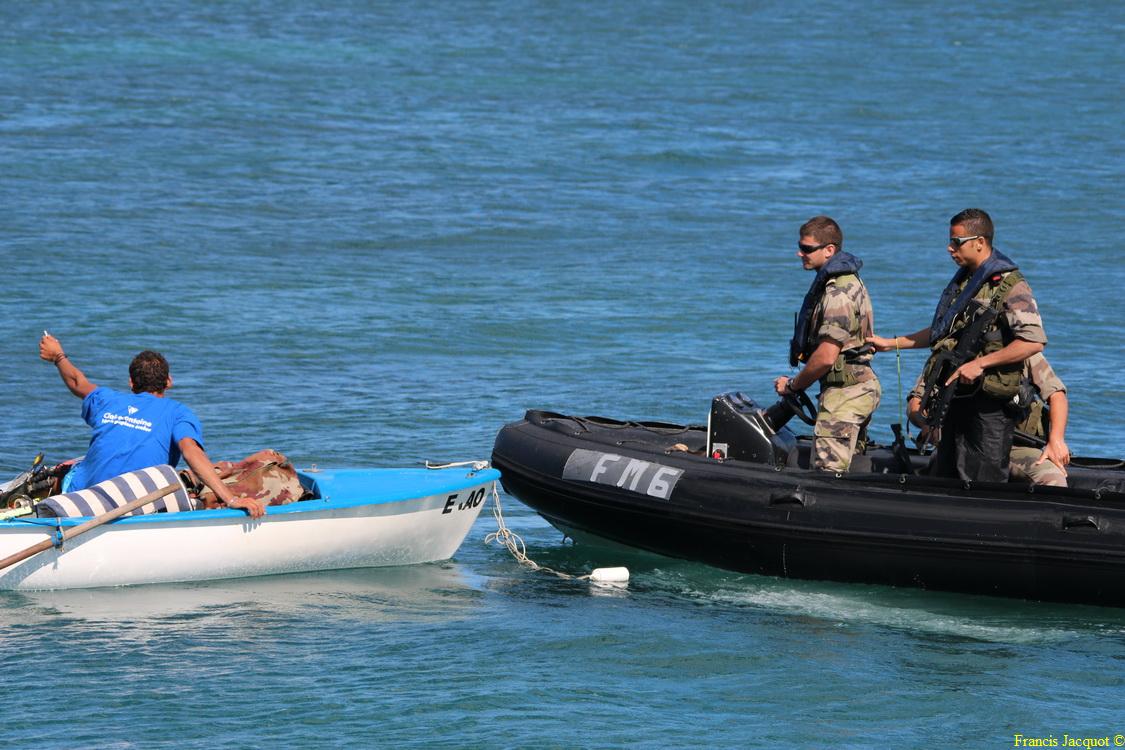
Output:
(706, 392), (797, 466)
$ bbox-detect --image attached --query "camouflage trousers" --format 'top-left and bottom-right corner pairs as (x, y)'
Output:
(1009, 446), (1067, 487)
(814, 379), (882, 473)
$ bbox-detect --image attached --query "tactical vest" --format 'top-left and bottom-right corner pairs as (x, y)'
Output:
(821, 350), (871, 389)
(791, 255), (864, 368)
(800, 272), (874, 390)
(1015, 399), (1049, 440)
(1013, 372), (1051, 441)
(922, 270), (1026, 400)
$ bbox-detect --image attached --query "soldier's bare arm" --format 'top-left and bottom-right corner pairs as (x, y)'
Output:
(1035, 390), (1070, 472)
(869, 327), (931, 352)
(907, 396), (940, 447)
(784, 339), (843, 393)
(945, 338), (1044, 386)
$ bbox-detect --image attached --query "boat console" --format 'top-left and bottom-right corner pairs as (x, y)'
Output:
(703, 391), (1125, 492)
(706, 392), (797, 467)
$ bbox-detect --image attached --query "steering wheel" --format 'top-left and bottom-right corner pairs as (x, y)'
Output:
(782, 390), (818, 426)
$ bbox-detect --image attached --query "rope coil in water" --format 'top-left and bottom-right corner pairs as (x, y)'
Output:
(425, 458), (579, 575)
(426, 459), (627, 583)
(483, 482), (593, 581)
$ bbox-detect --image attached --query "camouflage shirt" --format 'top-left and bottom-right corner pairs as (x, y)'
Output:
(814, 272), (875, 365)
(909, 351), (1064, 401)
(962, 270), (1048, 345)
(1023, 352), (1065, 400)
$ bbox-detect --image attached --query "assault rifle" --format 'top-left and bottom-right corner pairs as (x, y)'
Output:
(917, 300), (999, 432)
(890, 423), (915, 475)
(1013, 429), (1047, 449)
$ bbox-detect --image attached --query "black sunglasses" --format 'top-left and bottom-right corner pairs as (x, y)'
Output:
(798, 242), (833, 255)
(948, 235), (982, 249)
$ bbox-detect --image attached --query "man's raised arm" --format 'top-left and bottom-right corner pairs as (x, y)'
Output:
(39, 333), (96, 399)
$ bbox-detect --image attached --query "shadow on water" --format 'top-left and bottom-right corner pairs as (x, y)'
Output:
(487, 529), (1125, 645)
(0, 562), (486, 628)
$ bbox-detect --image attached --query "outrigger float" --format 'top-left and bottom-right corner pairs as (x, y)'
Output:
(0, 464), (498, 591)
(492, 392), (1125, 607)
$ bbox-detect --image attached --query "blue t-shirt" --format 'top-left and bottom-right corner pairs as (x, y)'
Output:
(67, 387), (204, 491)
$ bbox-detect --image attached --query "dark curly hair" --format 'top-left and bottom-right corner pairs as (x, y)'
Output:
(129, 351), (170, 394)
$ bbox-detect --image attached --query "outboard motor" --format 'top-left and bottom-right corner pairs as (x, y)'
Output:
(762, 399), (804, 433)
(706, 391), (799, 466)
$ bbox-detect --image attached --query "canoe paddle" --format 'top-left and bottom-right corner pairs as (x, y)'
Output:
(0, 482), (180, 574)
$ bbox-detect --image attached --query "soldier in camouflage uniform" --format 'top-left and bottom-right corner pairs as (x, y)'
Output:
(871, 209), (1046, 482)
(1008, 353), (1070, 487)
(907, 352), (1070, 486)
(775, 216), (880, 473)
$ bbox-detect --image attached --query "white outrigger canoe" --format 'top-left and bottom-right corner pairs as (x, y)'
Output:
(0, 464), (499, 591)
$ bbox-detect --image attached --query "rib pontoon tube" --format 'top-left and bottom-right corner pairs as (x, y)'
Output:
(492, 392), (1125, 607)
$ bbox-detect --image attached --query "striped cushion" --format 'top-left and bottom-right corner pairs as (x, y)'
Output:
(37, 464), (195, 518)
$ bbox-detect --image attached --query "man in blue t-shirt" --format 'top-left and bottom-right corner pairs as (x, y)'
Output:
(40, 334), (265, 518)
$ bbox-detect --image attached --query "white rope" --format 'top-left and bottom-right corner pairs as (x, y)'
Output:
(429, 461), (626, 583)
(425, 459), (491, 472)
(483, 482), (591, 581)
(424, 458), (573, 573)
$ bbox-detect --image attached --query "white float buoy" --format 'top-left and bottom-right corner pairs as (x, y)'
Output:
(588, 566), (630, 583)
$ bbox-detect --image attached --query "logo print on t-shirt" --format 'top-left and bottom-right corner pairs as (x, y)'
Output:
(128, 406), (139, 415)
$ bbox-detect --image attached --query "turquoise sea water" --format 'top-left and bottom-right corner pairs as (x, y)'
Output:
(2, 1), (1124, 747)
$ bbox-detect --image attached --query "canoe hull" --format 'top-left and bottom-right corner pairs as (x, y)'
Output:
(0, 467), (498, 590)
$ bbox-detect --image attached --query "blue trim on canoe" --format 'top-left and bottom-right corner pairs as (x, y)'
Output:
(1, 467), (499, 528)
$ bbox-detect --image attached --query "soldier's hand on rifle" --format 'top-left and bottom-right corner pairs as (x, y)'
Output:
(945, 359), (985, 386)
(907, 398), (940, 447)
(916, 425), (941, 448)
(1036, 438), (1071, 476)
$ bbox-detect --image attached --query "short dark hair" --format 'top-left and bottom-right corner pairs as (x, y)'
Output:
(950, 208), (994, 242)
(129, 351), (169, 394)
(799, 215), (843, 249)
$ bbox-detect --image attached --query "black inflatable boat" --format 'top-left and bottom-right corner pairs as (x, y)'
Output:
(491, 392), (1125, 607)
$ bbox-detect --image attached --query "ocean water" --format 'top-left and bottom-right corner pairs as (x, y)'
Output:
(2, 0), (1123, 747)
